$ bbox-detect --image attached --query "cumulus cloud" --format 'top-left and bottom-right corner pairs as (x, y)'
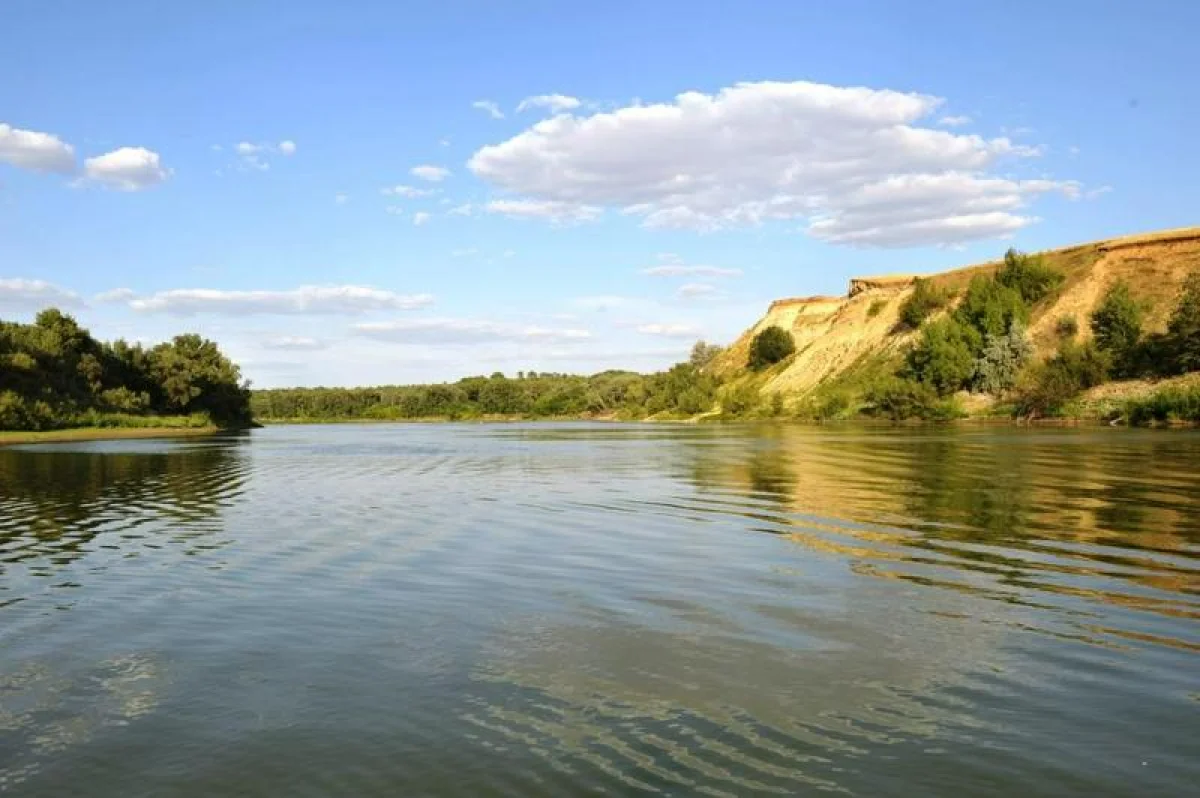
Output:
(94, 287), (138, 303)
(353, 318), (591, 345)
(447, 203), (475, 216)
(83, 147), (171, 190)
(412, 211), (431, 226)
(278, 140), (297, 156)
(0, 122), (76, 173)
(637, 323), (699, 338)
(516, 94), (582, 114)
(468, 80), (1077, 247)
(230, 139), (296, 171)
(410, 164), (450, 182)
(262, 335), (326, 351)
(486, 198), (601, 223)
(472, 100), (505, 120)
(126, 285), (434, 315)
(938, 115), (972, 127)
(642, 254), (741, 277)
(335, 192), (349, 204)
(0, 278), (83, 310)
(676, 282), (718, 300)
(381, 184), (433, 198)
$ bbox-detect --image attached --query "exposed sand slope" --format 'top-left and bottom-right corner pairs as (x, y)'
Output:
(714, 227), (1200, 397)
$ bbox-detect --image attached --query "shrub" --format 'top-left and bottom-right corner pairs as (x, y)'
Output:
(865, 377), (962, 421)
(1124, 385), (1200, 425)
(1090, 281), (1144, 376)
(867, 299), (887, 319)
(1055, 315), (1079, 339)
(955, 274), (1029, 339)
(689, 340), (723, 370)
(100, 387), (151, 413)
(906, 317), (981, 395)
(973, 323), (1034, 394)
(898, 278), (951, 329)
(997, 248), (1065, 304)
(1166, 271), (1200, 374)
(748, 326), (795, 370)
(1013, 340), (1110, 417)
(722, 382), (760, 415)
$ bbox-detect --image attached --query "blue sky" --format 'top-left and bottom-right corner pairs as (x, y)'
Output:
(2, 0), (1197, 387)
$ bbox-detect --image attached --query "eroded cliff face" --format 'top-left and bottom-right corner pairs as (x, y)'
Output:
(714, 227), (1200, 397)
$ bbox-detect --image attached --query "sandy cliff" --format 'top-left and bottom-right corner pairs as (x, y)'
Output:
(713, 227), (1200, 398)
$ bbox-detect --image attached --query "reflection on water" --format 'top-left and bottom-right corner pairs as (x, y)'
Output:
(0, 424), (1197, 796)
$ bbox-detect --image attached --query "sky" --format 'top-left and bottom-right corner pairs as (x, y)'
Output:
(2, 0), (1198, 387)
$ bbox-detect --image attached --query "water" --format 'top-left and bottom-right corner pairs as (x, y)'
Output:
(1, 423), (1197, 797)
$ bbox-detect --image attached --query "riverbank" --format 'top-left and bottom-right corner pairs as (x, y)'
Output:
(0, 426), (222, 447)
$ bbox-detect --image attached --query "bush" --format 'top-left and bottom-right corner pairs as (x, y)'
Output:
(955, 274), (1029, 339)
(1166, 271), (1200, 374)
(865, 377), (962, 421)
(996, 248), (1065, 304)
(689, 340), (723, 370)
(1090, 281), (1144, 376)
(867, 299), (887, 318)
(898, 278), (951, 329)
(1055, 315), (1079, 339)
(973, 323), (1034, 394)
(906, 317), (981, 395)
(748, 326), (795, 370)
(1013, 340), (1110, 417)
(722, 382), (760, 415)
(1124, 385), (1200, 425)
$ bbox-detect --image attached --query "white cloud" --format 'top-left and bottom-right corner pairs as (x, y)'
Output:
(468, 80), (1077, 247)
(516, 94), (582, 114)
(451, 248), (479, 257)
(0, 123), (76, 173)
(335, 192), (349, 204)
(439, 138), (451, 147)
(472, 100), (505, 120)
(447, 203), (475, 216)
(94, 287), (138, 303)
(127, 285), (434, 315)
(278, 140), (297, 156)
(637, 323), (699, 338)
(0, 278), (83, 311)
(1085, 185), (1113, 200)
(411, 164), (450, 182)
(381, 184), (433, 198)
(938, 115), (972, 127)
(231, 140), (295, 171)
(262, 335), (325, 351)
(502, 249), (516, 258)
(642, 253), (742, 278)
(83, 147), (171, 190)
(353, 318), (591, 345)
(412, 211), (431, 226)
(486, 198), (601, 223)
(235, 141), (259, 156)
(677, 282), (718, 300)
(385, 206), (404, 216)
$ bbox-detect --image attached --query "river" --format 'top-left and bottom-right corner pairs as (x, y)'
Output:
(1, 423), (1197, 796)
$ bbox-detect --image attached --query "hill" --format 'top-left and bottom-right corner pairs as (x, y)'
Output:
(711, 227), (1200, 417)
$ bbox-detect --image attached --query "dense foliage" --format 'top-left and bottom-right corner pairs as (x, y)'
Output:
(897, 278), (951, 329)
(0, 308), (251, 431)
(1166, 271), (1200, 373)
(252, 364), (720, 421)
(748, 326), (795, 370)
(996, 248), (1065, 304)
(1089, 281), (1144, 376)
(1013, 340), (1111, 417)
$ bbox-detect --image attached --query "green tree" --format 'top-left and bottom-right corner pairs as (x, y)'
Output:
(689, 340), (723, 369)
(1014, 340), (1110, 417)
(906, 317), (981, 395)
(972, 323), (1034, 394)
(996, 248), (1064, 304)
(149, 334), (251, 425)
(748, 326), (795, 370)
(1090, 281), (1143, 376)
(1167, 271), (1200, 374)
(898, 278), (951, 329)
(955, 274), (1029, 339)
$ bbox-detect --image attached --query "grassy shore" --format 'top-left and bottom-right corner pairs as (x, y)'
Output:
(0, 425), (222, 447)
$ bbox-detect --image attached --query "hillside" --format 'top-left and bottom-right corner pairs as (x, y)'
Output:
(712, 227), (1200, 409)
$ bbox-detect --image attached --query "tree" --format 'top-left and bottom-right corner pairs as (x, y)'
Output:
(955, 275), (1029, 339)
(996, 249), (1064, 304)
(898, 278), (951, 329)
(149, 334), (251, 425)
(906, 317), (981, 395)
(689, 340), (723, 369)
(1014, 340), (1110, 418)
(1090, 281), (1143, 376)
(973, 323), (1034, 394)
(1167, 271), (1200, 374)
(748, 327), (795, 370)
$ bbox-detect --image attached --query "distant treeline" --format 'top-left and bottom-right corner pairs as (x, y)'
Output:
(252, 344), (726, 421)
(0, 309), (252, 431)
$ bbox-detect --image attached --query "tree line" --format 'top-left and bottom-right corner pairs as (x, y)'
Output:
(252, 344), (727, 421)
(0, 309), (252, 430)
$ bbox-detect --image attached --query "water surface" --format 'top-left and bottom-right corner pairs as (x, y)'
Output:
(2, 424), (1198, 796)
